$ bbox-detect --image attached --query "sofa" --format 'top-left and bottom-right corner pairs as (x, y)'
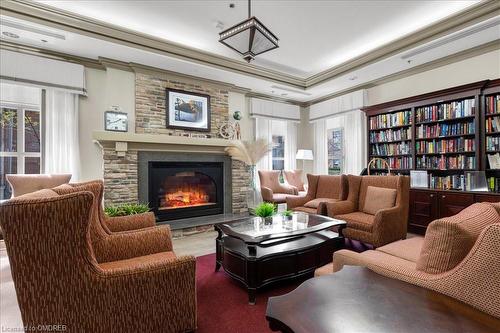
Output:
(0, 188), (197, 332)
(259, 170), (298, 204)
(326, 175), (409, 247)
(286, 174), (348, 215)
(316, 202), (500, 319)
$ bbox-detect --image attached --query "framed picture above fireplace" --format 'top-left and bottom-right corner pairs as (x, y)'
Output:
(166, 88), (211, 132)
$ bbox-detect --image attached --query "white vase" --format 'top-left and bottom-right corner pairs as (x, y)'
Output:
(246, 165), (262, 214)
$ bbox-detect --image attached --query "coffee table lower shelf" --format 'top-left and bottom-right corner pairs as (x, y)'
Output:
(215, 229), (344, 304)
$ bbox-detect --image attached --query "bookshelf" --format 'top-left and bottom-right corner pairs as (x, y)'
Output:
(363, 80), (500, 234)
(482, 79), (500, 192)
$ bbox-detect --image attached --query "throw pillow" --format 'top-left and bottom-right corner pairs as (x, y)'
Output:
(362, 186), (397, 215)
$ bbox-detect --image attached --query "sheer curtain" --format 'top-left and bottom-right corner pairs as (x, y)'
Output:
(285, 121), (297, 170)
(325, 110), (367, 175)
(44, 89), (80, 180)
(313, 119), (328, 174)
(255, 117), (272, 172)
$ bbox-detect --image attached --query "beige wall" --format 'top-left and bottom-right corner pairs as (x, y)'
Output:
(367, 49), (500, 105)
(228, 91), (253, 141)
(297, 106), (315, 175)
(78, 67), (135, 181)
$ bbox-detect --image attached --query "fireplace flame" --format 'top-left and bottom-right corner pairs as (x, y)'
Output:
(164, 187), (210, 208)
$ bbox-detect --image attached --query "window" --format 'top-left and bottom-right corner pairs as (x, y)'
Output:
(0, 106), (41, 199)
(327, 128), (343, 175)
(272, 135), (285, 171)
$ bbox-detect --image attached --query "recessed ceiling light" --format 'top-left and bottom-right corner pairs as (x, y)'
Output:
(348, 76), (358, 81)
(41, 39), (48, 43)
(2, 31), (20, 39)
(229, 3), (235, 8)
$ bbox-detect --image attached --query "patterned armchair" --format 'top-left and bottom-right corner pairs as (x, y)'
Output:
(286, 174), (348, 215)
(258, 170), (298, 204)
(326, 175), (410, 247)
(316, 202), (500, 319)
(0, 189), (196, 333)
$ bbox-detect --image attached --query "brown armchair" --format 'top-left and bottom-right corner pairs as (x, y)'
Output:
(286, 174), (348, 215)
(0, 190), (196, 332)
(52, 180), (172, 263)
(258, 170), (298, 204)
(326, 175), (410, 247)
(283, 170), (307, 196)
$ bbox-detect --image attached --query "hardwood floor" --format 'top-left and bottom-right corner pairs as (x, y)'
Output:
(0, 230), (217, 331)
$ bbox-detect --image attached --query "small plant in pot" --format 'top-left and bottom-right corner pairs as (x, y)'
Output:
(254, 202), (276, 224)
(281, 210), (294, 220)
(104, 203), (150, 217)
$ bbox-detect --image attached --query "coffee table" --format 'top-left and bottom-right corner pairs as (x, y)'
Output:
(214, 212), (346, 304)
(266, 266), (500, 333)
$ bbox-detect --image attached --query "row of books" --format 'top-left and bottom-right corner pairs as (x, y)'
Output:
(415, 138), (475, 154)
(416, 155), (476, 170)
(485, 116), (500, 133)
(486, 137), (500, 151)
(487, 177), (500, 193)
(416, 98), (475, 123)
(416, 121), (475, 139)
(485, 94), (500, 115)
(369, 156), (412, 170)
(370, 142), (411, 156)
(369, 128), (411, 143)
(429, 175), (467, 191)
(370, 110), (411, 130)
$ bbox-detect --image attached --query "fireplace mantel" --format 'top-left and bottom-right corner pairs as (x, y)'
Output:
(92, 131), (232, 155)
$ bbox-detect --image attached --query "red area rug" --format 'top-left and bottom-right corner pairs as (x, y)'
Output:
(195, 253), (302, 333)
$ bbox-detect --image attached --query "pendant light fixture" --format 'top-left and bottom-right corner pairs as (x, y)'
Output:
(219, 0), (279, 63)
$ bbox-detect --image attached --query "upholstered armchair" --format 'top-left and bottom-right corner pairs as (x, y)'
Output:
(283, 170), (307, 196)
(62, 180), (156, 232)
(6, 173), (71, 197)
(316, 202), (500, 319)
(52, 180), (171, 263)
(286, 174), (348, 215)
(326, 175), (410, 247)
(0, 190), (197, 332)
(258, 170), (298, 204)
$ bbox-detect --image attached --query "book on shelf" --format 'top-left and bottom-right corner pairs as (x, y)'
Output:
(486, 137), (500, 151)
(486, 116), (500, 133)
(485, 94), (500, 115)
(370, 128), (411, 143)
(370, 110), (411, 129)
(369, 156), (412, 169)
(488, 177), (500, 193)
(487, 153), (500, 169)
(429, 174), (465, 191)
(415, 138), (475, 154)
(416, 155), (476, 170)
(371, 142), (411, 156)
(416, 121), (475, 138)
(416, 98), (475, 123)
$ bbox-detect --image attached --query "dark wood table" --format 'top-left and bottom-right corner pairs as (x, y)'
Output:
(266, 266), (500, 333)
(214, 213), (346, 304)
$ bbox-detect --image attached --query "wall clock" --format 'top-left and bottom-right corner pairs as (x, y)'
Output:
(105, 111), (128, 132)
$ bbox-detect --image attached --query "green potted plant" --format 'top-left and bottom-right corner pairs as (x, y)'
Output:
(281, 209), (294, 220)
(254, 202), (276, 224)
(104, 203), (150, 217)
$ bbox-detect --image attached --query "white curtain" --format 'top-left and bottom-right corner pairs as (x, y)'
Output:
(285, 121), (297, 170)
(255, 117), (272, 171)
(313, 119), (328, 174)
(44, 89), (80, 180)
(325, 110), (367, 175)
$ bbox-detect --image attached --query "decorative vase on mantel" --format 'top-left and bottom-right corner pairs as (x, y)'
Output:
(246, 164), (263, 214)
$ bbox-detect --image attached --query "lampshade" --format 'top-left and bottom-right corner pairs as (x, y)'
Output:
(296, 149), (314, 160)
(219, 0), (279, 63)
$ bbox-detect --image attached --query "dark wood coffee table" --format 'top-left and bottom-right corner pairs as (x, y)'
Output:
(266, 266), (500, 333)
(214, 212), (346, 304)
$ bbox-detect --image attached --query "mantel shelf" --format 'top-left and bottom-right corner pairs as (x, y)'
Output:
(92, 131), (232, 148)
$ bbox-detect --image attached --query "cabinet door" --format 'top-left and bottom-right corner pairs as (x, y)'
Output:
(474, 194), (500, 203)
(438, 193), (474, 218)
(409, 190), (438, 231)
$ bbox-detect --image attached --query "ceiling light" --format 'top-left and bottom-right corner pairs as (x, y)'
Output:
(219, 0), (279, 63)
(2, 31), (20, 39)
(348, 76), (358, 81)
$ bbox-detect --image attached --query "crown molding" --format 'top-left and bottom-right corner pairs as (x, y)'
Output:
(1, 0), (498, 90)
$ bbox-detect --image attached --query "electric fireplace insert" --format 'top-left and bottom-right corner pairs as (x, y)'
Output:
(148, 161), (224, 221)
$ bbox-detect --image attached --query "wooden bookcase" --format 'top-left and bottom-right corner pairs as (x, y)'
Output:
(363, 80), (500, 234)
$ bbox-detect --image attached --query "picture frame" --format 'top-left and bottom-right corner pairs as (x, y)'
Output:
(104, 110), (128, 132)
(166, 88), (211, 132)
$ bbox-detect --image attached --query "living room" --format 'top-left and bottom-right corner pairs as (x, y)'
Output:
(0, 0), (499, 332)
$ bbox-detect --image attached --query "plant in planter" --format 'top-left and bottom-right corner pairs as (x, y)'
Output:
(281, 210), (294, 220)
(104, 203), (150, 217)
(254, 202), (276, 224)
